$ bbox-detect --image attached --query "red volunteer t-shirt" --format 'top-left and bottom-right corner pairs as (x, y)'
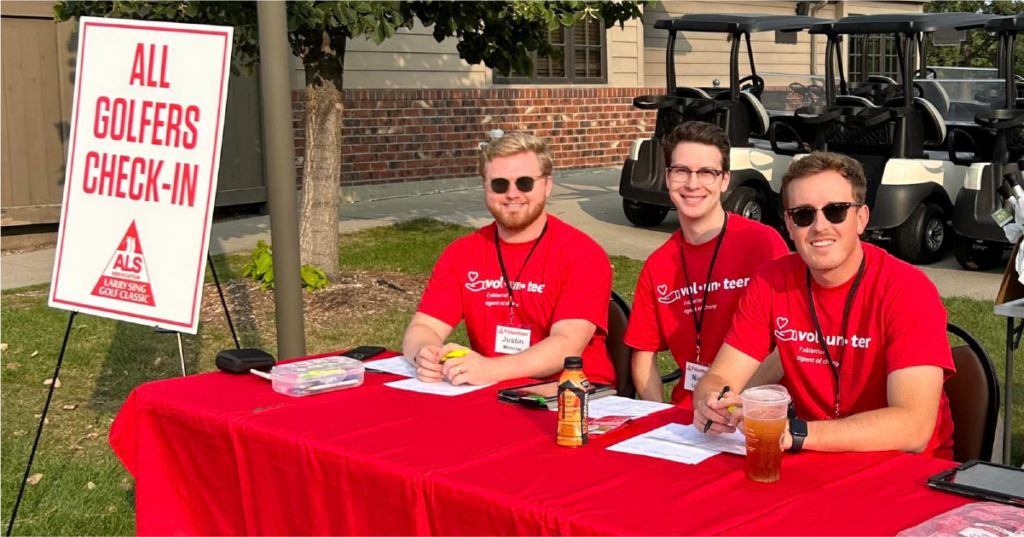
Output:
(725, 243), (955, 459)
(624, 215), (788, 407)
(417, 215), (615, 385)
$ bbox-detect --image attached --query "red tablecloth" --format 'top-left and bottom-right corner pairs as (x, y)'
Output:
(110, 351), (971, 536)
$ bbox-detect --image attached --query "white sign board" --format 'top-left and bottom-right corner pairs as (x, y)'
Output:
(48, 17), (234, 334)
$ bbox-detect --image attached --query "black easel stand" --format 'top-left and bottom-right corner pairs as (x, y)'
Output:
(7, 311), (77, 536)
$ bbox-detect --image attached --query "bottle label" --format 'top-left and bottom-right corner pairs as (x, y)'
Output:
(557, 381), (589, 447)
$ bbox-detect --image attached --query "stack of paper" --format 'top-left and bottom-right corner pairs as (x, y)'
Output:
(586, 396), (674, 420)
(384, 378), (494, 396)
(364, 356), (417, 377)
(608, 423), (746, 465)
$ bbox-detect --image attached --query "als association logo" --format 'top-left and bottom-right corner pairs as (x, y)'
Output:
(90, 221), (156, 306)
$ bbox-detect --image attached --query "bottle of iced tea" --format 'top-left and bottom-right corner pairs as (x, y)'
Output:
(557, 356), (589, 447)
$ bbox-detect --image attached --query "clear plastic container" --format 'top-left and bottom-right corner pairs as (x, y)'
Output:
(271, 356), (365, 397)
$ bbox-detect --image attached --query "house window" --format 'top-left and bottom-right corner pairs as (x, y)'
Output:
(848, 33), (913, 84)
(495, 17), (607, 84)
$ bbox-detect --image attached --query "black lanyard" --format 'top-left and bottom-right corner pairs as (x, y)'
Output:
(806, 253), (867, 419)
(680, 212), (728, 365)
(495, 221), (548, 323)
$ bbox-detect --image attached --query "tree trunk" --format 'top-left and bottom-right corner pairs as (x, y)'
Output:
(299, 45), (345, 282)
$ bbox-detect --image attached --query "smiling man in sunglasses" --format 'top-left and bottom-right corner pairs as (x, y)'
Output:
(693, 152), (955, 459)
(625, 122), (788, 408)
(401, 132), (615, 386)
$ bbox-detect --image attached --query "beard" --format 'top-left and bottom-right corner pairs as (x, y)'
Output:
(490, 200), (546, 232)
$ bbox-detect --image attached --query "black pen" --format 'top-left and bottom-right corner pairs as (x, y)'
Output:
(702, 385), (731, 433)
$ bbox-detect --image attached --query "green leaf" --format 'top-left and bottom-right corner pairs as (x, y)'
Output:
(356, 2), (373, 14)
(255, 255), (271, 275)
(184, 2), (198, 17)
(287, 15), (300, 33)
(333, 4), (348, 24)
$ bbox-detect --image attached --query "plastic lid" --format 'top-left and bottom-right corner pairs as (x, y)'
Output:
(741, 384), (791, 405)
(271, 356), (365, 381)
(564, 356), (583, 369)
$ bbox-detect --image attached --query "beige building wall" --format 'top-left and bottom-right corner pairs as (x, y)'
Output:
(287, 1), (924, 92)
(291, 17), (644, 90)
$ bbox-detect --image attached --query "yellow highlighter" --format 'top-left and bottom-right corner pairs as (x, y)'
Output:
(440, 349), (468, 363)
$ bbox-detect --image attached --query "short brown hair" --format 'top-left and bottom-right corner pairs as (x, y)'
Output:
(662, 121), (731, 172)
(780, 151), (867, 208)
(478, 132), (553, 177)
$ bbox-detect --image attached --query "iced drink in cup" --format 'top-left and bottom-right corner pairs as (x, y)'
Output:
(740, 385), (791, 483)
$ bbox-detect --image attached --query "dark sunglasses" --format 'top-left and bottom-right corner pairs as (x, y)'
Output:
(488, 175), (546, 194)
(786, 202), (864, 227)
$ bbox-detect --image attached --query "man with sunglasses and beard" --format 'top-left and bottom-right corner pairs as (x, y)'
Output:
(401, 132), (615, 386)
(693, 152), (955, 459)
(626, 122), (788, 408)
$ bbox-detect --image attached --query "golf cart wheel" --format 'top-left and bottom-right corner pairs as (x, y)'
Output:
(953, 233), (1004, 271)
(623, 199), (669, 228)
(894, 202), (947, 264)
(724, 186), (765, 223)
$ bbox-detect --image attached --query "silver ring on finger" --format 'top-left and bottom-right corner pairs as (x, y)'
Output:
(456, 365), (463, 374)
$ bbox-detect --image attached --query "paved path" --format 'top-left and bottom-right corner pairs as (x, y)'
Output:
(2, 167), (1007, 299)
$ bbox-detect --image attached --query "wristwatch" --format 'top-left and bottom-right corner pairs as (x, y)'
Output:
(789, 418), (807, 453)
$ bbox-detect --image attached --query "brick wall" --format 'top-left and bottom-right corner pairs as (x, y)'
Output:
(292, 88), (661, 187)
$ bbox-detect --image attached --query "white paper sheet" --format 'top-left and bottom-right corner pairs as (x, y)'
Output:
(364, 356), (417, 377)
(586, 396), (674, 420)
(608, 434), (719, 464)
(646, 423), (747, 456)
(607, 423), (746, 465)
(384, 378), (494, 396)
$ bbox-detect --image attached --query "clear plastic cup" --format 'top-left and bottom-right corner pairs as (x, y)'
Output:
(740, 385), (791, 483)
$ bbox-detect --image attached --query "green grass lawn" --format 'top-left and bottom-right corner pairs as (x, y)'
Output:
(1, 218), (1021, 535)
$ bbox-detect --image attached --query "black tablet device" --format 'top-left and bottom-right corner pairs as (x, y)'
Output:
(497, 380), (615, 409)
(928, 460), (1024, 507)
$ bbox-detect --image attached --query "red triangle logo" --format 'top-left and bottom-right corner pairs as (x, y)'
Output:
(90, 221), (156, 307)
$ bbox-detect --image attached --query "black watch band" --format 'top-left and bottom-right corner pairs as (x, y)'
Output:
(789, 418), (807, 453)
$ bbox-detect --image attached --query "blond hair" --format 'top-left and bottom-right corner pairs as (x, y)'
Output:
(478, 132), (554, 178)
(781, 151), (867, 208)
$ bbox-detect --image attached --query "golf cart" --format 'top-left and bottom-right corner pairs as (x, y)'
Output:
(952, 14), (1024, 270)
(619, 14), (826, 228)
(781, 12), (998, 264)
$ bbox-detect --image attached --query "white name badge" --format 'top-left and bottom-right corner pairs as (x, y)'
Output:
(495, 325), (531, 354)
(684, 362), (710, 391)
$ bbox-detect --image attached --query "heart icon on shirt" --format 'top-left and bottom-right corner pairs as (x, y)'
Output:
(776, 317), (789, 329)
(657, 284), (668, 295)
(468, 271), (479, 282)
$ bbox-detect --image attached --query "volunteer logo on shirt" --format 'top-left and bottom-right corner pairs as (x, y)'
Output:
(656, 277), (751, 305)
(774, 316), (873, 348)
(464, 271), (545, 294)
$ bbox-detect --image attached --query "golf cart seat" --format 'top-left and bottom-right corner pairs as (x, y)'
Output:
(868, 75), (898, 85)
(881, 97), (946, 147)
(917, 79), (952, 115)
(714, 91), (770, 138)
(836, 95), (877, 108)
(676, 86), (712, 99)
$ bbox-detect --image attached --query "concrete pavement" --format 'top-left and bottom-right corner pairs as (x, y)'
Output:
(1, 167), (1007, 299)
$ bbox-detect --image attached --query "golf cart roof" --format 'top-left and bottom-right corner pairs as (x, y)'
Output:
(654, 14), (827, 34)
(810, 12), (997, 35)
(984, 14), (1024, 33)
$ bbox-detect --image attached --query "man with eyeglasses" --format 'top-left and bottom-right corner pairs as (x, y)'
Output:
(401, 132), (615, 386)
(693, 152), (955, 459)
(625, 122), (788, 408)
